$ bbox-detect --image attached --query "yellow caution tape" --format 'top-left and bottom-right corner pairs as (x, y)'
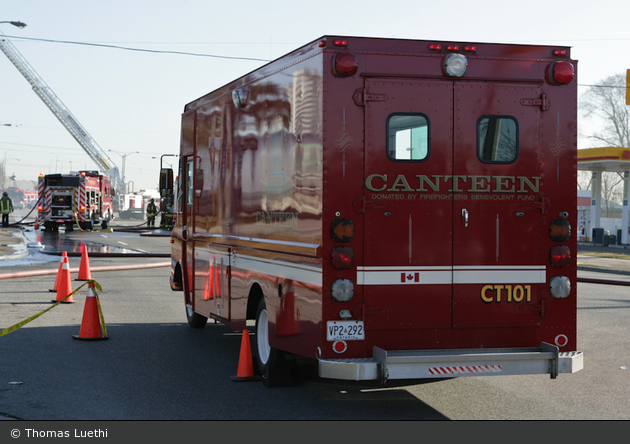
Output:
(0, 279), (103, 338)
(90, 280), (107, 337)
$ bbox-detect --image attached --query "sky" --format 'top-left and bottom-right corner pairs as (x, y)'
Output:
(1, 0), (628, 192)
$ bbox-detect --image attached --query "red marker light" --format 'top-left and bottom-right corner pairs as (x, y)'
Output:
(428, 43), (442, 51)
(333, 52), (359, 77)
(550, 61), (574, 85)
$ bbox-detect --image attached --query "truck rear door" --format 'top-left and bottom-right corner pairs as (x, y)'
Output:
(362, 78), (544, 335)
(452, 82), (544, 328)
(362, 79), (454, 330)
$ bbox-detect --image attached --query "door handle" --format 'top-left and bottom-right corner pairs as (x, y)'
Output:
(462, 209), (469, 227)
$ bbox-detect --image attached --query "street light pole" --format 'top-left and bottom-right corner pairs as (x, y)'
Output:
(0, 21), (26, 189)
(0, 21), (27, 28)
(109, 150), (139, 193)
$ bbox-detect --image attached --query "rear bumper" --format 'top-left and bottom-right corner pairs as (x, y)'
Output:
(318, 343), (583, 382)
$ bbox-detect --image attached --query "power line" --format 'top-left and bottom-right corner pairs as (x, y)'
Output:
(3, 34), (271, 62)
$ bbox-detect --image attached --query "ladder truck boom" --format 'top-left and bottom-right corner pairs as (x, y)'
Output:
(0, 29), (124, 195)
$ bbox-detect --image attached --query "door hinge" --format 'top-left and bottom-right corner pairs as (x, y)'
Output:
(520, 93), (549, 111)
(353, 88), (388, 106)
(520, 196), (550, 214)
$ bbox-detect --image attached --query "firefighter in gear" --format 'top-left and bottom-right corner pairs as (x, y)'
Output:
(147, 198), (158, 228)
(0, 192), (13, 228)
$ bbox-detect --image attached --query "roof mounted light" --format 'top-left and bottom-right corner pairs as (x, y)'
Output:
(333, 52), (358, 77)
(443, 53), (468, 78)
(549, 61), (574, 85)
(232, 89), (250, 108)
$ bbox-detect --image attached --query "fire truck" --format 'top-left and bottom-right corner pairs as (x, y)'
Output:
(37, 171), (114, 231)
(168, 36), (583, 384)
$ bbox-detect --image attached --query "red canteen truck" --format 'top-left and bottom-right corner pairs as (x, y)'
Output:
(37, 171), (114, 231)
(169, 36), (583, 383)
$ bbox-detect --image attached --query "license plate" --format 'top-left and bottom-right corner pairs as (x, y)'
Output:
(326, 320), (364, 341)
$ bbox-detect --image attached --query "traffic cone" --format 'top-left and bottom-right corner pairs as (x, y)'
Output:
(76, 245), (92, 281)
(49, 251), (68, 292)
(204, 264), (215, 300)
(230, 330), (261, 382)
(52, 254), (74, 303)
(72, 281), (108, 341)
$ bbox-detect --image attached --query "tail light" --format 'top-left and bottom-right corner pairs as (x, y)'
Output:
(550, 245), (571, 267)
(38, 205), (42, 211)
(332, 247), (354, 270)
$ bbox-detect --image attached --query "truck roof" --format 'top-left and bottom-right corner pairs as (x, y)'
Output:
(184, 35), (573, 111)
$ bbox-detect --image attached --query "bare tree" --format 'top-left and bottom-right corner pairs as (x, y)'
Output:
(579, 73), (629, 214)
(580, 72), (630, 148)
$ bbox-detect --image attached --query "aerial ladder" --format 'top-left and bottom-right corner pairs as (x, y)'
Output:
(0, 28), (124, 199)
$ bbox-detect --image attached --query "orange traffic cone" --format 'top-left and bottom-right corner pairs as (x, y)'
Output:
(230, 330), (261, 382)
(52, 254), (74, 303)
(76, 245), (92, 281)
(204, 264), (215, 300)
(72, 281), (108, 341)
(49, 251), (68, 292)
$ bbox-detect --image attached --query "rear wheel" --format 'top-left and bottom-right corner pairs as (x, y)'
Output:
(253, 298), (287, 375)
(184, 272), (207, 329)
(254, 299), (271, 373)
(186, 304), (207, 329)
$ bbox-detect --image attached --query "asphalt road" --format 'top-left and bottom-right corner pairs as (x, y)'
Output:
(0, 223), (629, 423)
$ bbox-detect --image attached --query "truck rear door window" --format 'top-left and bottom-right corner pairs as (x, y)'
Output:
(387, 114), (429, 161)
(478, 116), (518, 163)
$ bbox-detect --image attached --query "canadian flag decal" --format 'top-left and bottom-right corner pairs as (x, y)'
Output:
(401, 272), (420, 283)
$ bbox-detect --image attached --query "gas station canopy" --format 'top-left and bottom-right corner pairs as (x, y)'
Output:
(578, 147), (630, 172)
(577, 147), (630, 245)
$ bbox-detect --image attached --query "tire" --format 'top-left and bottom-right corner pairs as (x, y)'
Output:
(254, 299), (271, 374)
(254, 298), (285, 375)
(186, 304), (208, 329)
(80, 220), (93, 231)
